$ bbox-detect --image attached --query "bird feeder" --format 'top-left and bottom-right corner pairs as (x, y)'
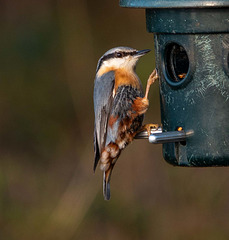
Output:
(120, 0), (229, 167)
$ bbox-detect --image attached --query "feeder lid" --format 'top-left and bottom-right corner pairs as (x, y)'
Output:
(120, 0), (229, 8)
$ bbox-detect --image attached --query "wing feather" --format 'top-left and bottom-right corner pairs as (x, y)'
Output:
(93, 71), (115, 171)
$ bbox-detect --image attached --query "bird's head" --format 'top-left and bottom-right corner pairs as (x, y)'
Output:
(96, 46), (150, 76)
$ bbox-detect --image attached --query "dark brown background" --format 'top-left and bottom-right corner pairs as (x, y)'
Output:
(0, 0), (228, 239)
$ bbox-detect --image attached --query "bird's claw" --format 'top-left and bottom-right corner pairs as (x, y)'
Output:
(142, 123), (160, 137)
(148, 69), (159, 85)
(144, 68), (159, 100)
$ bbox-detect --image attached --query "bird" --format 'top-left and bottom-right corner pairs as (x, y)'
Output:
(93, 46), (158, 200)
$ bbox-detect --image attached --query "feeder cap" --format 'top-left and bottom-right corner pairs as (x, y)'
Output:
(120, 0), (229, 8)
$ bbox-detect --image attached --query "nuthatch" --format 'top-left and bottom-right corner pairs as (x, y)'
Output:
(93, 46), (158, 200)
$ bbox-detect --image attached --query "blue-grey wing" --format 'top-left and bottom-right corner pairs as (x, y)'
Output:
(93, 71), (115, 171)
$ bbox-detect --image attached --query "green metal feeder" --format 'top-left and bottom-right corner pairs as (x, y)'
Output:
(120, 0), (229, 166)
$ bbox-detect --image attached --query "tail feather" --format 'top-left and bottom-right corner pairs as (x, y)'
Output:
(101, 143), (121, 200)
(103, 165), (114, 200)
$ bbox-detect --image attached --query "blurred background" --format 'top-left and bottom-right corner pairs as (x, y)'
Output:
(0, 0), (229, 239)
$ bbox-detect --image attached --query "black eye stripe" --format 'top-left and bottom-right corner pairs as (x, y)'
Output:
(101, 51), (136, 61)
(96, 50), (137, 72)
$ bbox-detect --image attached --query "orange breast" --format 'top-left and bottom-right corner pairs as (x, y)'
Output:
(97, 66), (115, 77)
(97, 66), (142, 93)
(114, 69), (141, 92)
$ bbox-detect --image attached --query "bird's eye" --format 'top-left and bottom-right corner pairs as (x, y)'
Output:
(116, 52), (123, 58)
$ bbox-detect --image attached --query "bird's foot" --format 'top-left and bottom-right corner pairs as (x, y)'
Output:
(144, 68), (159, 100)
(148, 69), (159, 86)
(141, 123), (160, 137)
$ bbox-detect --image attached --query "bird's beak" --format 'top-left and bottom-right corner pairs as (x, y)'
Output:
(135, 49), (151, 57)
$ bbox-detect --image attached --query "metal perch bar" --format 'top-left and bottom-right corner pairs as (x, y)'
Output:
(135, 127), (163, 139)
(135, 127), (193, 144)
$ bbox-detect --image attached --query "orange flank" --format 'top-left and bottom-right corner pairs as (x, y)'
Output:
(108, 115), (118, 128)
(132, 97), (149, 116)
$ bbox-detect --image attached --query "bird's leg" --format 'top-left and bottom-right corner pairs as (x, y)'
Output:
(142, 69), (159, 136)
(135, 69), (160, 136)
(132, 69), (159, 116)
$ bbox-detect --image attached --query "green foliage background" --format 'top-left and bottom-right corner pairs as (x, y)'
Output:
(0, 1), (229, 239)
